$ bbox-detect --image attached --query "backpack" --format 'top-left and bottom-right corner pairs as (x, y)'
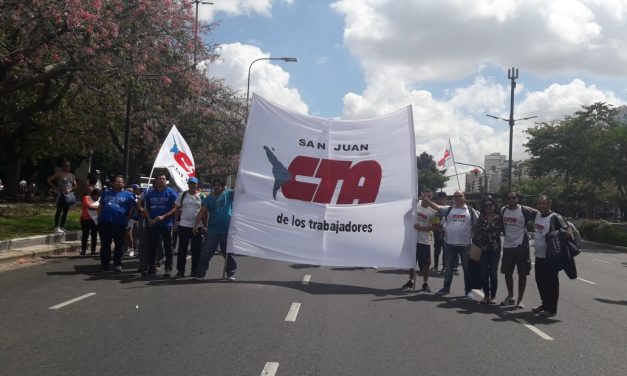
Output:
(567, 221), (582, 250)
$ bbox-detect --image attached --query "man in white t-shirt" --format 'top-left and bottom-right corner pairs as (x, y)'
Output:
(173, 177), (205, 278)
(402, 189), (438, 292)
(500, 191), (537, 308)
(425, 191), (478, 299)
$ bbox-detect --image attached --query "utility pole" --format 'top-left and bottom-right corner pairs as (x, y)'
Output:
(486, 67), (537, 193)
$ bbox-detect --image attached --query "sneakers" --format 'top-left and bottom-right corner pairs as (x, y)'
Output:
(464, 291), (475, 300)
(227, 276), (236, 281)
(127, 248), (135, 257)
(500, 296), (516, 306)
(532, 305), (545, 314)
(54, 227), (64, 234)
(422, 283), (431, 293)
(194, 274), (206, 281)
(515, 300), (525, 309)
(163, 268), (172, 278)
(435, 288), (450, 296)
(401, 280), (414, 289)
(114, 265), (122, 273)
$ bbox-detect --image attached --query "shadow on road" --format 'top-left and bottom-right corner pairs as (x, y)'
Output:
(289, 264), (321, 270)
(595, 298), (627, 306)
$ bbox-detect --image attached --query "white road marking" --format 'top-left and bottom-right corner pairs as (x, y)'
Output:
(261, 362), (279, 376)
(518, 318), (554, 340)
(593, 258), (610, 264)
(302, 275), (311, 285)
(577, 277), (597, 285)
(49, 293), (96, 310)
(473, 289), (485, 298)
(284, 302), (301, 322)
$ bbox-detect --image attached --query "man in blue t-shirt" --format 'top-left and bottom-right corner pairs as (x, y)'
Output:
(142, 173), (178, 277)
(98, 175), (136, 272)
(193, 178), (236, 280)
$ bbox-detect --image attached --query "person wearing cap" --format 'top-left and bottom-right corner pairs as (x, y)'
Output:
(173, 177), (205, 277)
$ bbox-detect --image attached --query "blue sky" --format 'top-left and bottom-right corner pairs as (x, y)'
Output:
(201, 0), (627, 191)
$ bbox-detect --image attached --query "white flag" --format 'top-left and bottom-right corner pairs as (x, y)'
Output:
(152, 125), (196, 191)
(433, 147), (451, 171)
(227, 95), (417, 268)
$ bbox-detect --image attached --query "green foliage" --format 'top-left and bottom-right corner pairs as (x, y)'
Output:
(524, 103), (627, 220)
(0, 206), (80, 240)
(582, 222), (627, 247)
(416, 152), (448, 192)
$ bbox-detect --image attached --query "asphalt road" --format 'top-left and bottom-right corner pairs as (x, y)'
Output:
(0, 244), (626, 376)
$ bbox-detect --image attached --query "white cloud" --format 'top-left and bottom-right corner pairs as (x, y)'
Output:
(198, 0), (274, 22)
(204, 43), (308, 114)
(332, 0), (627, 80)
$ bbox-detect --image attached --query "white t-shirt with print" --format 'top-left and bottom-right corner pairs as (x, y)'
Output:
(175, 191), (203, 228)
(532, 213), (553, 258)
(416, 201), (437, 245)
(441, 205), (474, 246)
(503, 206), (526, 247)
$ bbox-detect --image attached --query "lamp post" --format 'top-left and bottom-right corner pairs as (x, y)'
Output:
(486, 67), (537, 192)
(193, 1), (213, 68)
(456, 161), (488, 197)
(246, 57), (297, 108)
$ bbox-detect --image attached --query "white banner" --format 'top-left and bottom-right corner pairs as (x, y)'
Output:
(152, 125), (196, 191)
(228, 95), (417, 268)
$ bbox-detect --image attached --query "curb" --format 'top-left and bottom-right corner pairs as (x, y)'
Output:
(0, 231), (80, 251)
(582, 240), (627, 253)
(0, 242), (81, 265)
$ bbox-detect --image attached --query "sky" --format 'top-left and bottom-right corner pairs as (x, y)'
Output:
(198, 0), (627, 192)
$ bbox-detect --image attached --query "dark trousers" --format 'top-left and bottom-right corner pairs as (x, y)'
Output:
(99, 222), (126, 268)
(147, 226), (173, 270)
(176, 226), (202, 274)
(535, 257), (559, 314)
(197, 234), (237, 277)
(433, 231), (443, 268)
(54, 195), (70, 228)
(480, 250), (501, 298)
(80, 219), (98, 254)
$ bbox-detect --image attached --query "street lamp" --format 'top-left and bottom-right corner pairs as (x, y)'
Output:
(246, 57), (298, 108)
(456, 161), (488, 197)
(193, 1), (213, 68)
(486, 67), (537, 192)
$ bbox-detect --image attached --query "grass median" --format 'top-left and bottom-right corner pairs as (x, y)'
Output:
(0, 205), (81, 240)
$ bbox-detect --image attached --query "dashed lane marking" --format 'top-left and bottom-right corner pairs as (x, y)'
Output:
(593, 258), (610, 264)
(49, 293), (97, 310)
(518, 318), (554, 341)
(284, 302), (301, 322)
(302, 275), (311, 285)
(577, 277), (597, 285)
(261, 362), (279, 376)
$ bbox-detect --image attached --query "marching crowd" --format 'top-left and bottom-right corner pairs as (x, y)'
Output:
(47, 160), (576, 318)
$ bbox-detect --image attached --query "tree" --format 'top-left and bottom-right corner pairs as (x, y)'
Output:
(416, 152), (448, 192)
(524, 103), (627, 219)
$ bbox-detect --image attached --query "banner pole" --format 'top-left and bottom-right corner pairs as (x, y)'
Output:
(448, 139), (462, 191)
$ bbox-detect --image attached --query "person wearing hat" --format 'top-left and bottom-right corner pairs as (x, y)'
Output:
(173, 177), (205, 277)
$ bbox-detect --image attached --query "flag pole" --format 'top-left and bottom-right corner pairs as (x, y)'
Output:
(448, 139), (462, 191)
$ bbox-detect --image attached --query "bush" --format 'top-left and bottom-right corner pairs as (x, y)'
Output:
(584, 223), (627, 247)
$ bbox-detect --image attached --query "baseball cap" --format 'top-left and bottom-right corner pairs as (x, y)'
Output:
(130, 184), (140, 189)
(187, 177), (199, 184)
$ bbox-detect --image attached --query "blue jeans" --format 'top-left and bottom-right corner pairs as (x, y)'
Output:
(443, 244), (470, 293)
(480, 250), (501, 298)
(196, 234), (237, 277)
